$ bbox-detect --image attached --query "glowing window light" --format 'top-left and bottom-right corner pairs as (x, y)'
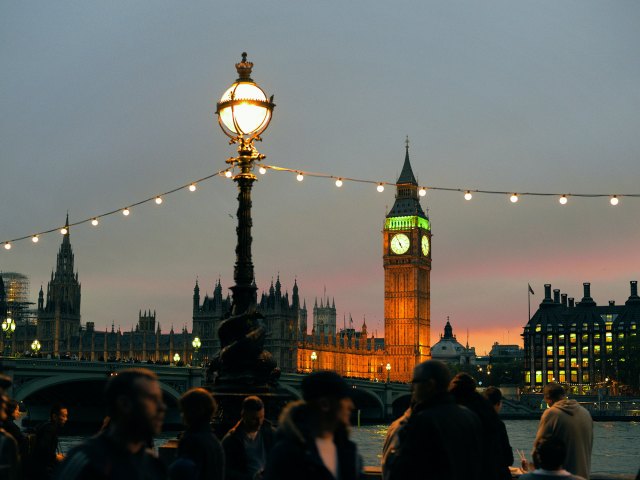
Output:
(464, 191), (473, 201)
(189, 184), (197, 192)
(60, 227), (68, 235)
(296, 173), (304, 182)
(510, 193), (519, 203)
(419, 187), (427, 197)
(335, 178), (343, 187)
(225, 170), (233, 178)
(91, 218), (99, 226)
(559, 195), (568, 205)
(123, 208), (130, 216)
(258, 166), (267, 175)
(155, 196), (163, 205)
(610, 195), (619, 206)
(32, 235), (39, 243)
(377, 183), (385, 193)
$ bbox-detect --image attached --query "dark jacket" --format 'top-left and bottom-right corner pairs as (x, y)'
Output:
(263, 401), (362, 480)
(450, 389), (511, 480)
(54, 431), (167, 480)
(222, 419), (275, 480)
(386, 393), (483, 480)
(177, 424), (225, 480)
(32, 421), (60, 478)
(3, 420), (28, 464)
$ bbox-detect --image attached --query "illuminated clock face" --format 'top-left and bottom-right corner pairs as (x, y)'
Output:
(390, 233), (410, 254)
(421, 235), (430, 256)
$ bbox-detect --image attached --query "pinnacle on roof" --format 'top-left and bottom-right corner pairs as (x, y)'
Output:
(397, 137), (417, 185)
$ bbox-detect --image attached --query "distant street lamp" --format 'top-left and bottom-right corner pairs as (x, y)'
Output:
(311, 351), (318, 372)
(216, 52), (275, 316)
(173, 353), (181, 364)
(192, 336), (201, 365)
(2, 317), (16, 356)
(386, 363), (391, 383)
(31, 339), (41, 356)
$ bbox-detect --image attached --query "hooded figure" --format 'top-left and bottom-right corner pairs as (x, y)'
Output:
(533, 384), (593, 479)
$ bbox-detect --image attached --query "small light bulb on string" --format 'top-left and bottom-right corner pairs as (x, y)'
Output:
(296, 173), (304, 182)
(225, 170), (233, 178)
(4, 242), (11, 250)
(377, 183), (385, 193)
(559, 195), (568, 205)
(610, 195), (619, 206)
(32, 235), (39, 243)
(419, 187), (427, 197)
(510, 194), (519, 203)
(258, 166), (267, 175)
(155, 196), (163, 205)
(464, 191), (473, 201)
(123, 208), (130, 216)
(91, 218), (99, 226)
(189, 184), (197, 192)
(335, 178), (343, 187)
(60, 227), (68, 235)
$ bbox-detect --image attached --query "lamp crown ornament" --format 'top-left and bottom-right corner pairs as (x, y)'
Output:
(235, 52), (254, 81)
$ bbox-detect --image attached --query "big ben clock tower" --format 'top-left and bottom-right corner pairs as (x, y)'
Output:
(383, 142), (431, 382)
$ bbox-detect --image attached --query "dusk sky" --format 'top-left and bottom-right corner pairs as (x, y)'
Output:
(2, 2), (639, 355)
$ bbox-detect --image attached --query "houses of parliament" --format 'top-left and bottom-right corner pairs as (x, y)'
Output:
(1, 149), (432, 381)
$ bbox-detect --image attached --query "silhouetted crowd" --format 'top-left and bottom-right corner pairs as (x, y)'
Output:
(0, 360), (620, 480)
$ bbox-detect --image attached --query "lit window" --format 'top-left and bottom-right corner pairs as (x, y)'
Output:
(571, 347), (577, 356)
(570, 334), (577, 344)
(582, 346), (589, 355)
(559, 346), (565, 356)
(535, 324), (542, 332)
(594, 345), (601, 355)
(606, 333), (612, 343)
(606, 322), (612, 331)
(618, 333), (625, 339)
(547, 359), (554, 368)
(525, 372), (531, 383)
(559, 334), (565, 341)
(546, 335), (553, 342)
(571, 358), (578, 368)
(582, 373), (590, 383)
(571, 370), (578, 383)
(594, 333), (601, 341)
(582, 358), (589, 368)
(559, 370), (566, 383)
(559, 358), (566, 368)
(546, 346), (553, 356)
(631, 323), (637, 330)
(582, 323), (589, 330)
(606, 345), (613, 354)
(581, 334), (589, 342)
(535, 371), (543, 383)
(547, 372), (555, 383)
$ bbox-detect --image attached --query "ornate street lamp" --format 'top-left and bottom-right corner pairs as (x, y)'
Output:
(31, 339), (41, 356)
(2, 317), (16, 356)
(173, 353), (181, 364)
(386, 363), (391, 383)
(192, 336), (201, 365)
(216, 52), (275, 316)
(311, 351), (318, 372)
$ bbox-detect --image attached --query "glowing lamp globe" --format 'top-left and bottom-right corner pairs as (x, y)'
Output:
(216, 53), (275, 140)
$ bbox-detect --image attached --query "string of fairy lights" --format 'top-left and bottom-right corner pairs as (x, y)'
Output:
(2, 162), (639, 251)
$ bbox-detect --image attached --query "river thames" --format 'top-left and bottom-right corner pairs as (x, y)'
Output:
(58, 419), (639, 476)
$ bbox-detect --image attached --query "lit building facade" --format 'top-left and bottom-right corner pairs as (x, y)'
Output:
(523, 282), (639, 394)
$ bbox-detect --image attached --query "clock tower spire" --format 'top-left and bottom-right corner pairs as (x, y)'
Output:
(383, 142), (431, 381)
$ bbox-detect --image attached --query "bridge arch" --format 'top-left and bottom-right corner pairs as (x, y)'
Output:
(350, 386), (385, 421)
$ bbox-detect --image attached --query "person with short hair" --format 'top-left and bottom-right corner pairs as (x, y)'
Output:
(386, 361), (483, 480)
(55, 368), (167, 479)
(33, 403), (68, 479)
(529, 384), (593, 479)
(171, 387), (224, 480)
(520, 438), (586, 480)
(482, 386), (514, 480)
(222, 396), (275, 480)
(0, 394), (20, 480)
(264, 371), (362, 480)
(3, 399), (28, 465)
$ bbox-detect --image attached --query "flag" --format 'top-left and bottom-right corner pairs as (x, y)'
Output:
(528, 284), (535, 295)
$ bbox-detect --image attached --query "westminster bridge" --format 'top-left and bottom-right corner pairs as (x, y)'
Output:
(0, 358), (411, 425)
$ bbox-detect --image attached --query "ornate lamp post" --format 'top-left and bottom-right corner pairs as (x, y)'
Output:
(216, 52), (275, 317)
(173, 353), (181, 365)
(386, 362), (391, 383)
(192, 336), (201, 366)
(2, 316), (16, 356)
(311, 351), (318, 372)
(31, 339), (41, 357)
(208, 52), (277, 387)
